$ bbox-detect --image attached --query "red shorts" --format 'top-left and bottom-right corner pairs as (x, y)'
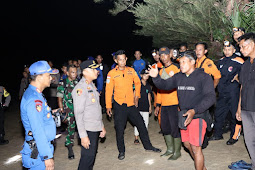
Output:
(180, 118), (207, 147)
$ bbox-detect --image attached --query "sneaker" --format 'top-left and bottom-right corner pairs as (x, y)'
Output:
(134, 139), (140, 144)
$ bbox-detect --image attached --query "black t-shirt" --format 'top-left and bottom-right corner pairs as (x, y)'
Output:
(239, 58), (255, 111)
(138, 82), (152, 112)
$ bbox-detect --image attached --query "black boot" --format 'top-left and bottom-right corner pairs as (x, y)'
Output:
(67, 145), (75, 159)
(0, 134), (9, 145)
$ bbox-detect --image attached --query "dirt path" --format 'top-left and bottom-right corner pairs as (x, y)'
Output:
(0, 103), (251, 170)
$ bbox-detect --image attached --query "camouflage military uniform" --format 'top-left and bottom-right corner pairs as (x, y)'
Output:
(57, 78), (78, 146)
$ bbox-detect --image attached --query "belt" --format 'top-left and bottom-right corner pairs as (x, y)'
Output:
(26, 140), (55, 145)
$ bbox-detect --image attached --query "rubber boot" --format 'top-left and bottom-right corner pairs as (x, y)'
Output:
(67, 145), (75, 159)
(160, 135), (174, 157)
(168, 137), (181, 160)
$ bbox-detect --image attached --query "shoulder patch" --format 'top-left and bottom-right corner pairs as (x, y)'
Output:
(106, 75), (111, 84)
(76, 89), (83, 96)
(35, 100), (43, 112)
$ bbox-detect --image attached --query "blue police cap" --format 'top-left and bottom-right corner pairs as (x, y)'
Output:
(29, 60), (59, 75)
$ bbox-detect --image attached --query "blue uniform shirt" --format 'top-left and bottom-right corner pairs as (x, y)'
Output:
(133, 59), (146, 79)
(111, 63), (117, 70)
(96, 67), (103, 93)
(20, 84), (56, 168)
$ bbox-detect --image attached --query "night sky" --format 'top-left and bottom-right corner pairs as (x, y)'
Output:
(1, 0), (153, 98)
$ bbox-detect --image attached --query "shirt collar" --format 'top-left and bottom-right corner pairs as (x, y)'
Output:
(29, 84), (42, 93)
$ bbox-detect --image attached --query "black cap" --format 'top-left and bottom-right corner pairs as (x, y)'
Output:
(159, 47), (170, 55)
(80, 60), (99, 71)
(140, 69), (146, 75)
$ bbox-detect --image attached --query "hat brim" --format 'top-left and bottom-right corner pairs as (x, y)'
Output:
(48, 68), (59, 74)
(159, 52), (170, 55)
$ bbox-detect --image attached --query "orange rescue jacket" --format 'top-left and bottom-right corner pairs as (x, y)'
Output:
(196, 55), (221, 79)
(157, 64), (179, 106)
(105, 66), (141, 108)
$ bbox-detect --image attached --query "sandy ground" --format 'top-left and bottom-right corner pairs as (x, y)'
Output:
(0, 103), (251, 170)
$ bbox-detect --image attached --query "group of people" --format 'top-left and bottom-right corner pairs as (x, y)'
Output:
(16, 27), (255, 170)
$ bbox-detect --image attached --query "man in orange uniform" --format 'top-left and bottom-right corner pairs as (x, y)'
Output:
(154, 47), (181, 160)
(195, 42), (221, 88)
(105, 50), (161, 160)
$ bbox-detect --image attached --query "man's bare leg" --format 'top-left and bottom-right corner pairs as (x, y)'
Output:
(190, 144), (206, 170)
(183, 141), (194, 159)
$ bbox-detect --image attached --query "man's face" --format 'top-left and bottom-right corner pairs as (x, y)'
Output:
(179, 46), (187, 52)
(73, 61), (78, 67)
(68, 60), (73, 65)
(153, 52), (160, 62)
(234, 31), (244, 43)
(179, 56), (194, 74)
(141, 73), (149, 81)
(116, 54), (127, 67)
(23, 72), (28, 78)
(84, 68), (98, 80)
(24, 67), (29, 73)
(239, 39), (255, 57)
(67, 67), (77, 80)
(195, 44), (207, 59)
(78, 60), (82, 65)
(96, 55), (103, 64)
(40, 73), (52, 88)
(134, 51), (142, 60)
(61, 66), (67, 74)
(160, 53), (171, 65)
(223, 46), (236, 57)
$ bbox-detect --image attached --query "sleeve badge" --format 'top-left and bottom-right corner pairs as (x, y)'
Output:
(106, 76), (111, 84)
(77, 89), (83, 96)
(35, 100), (43, 112)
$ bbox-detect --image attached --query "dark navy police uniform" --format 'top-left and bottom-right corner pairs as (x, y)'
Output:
(214, 55), (244, 139)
